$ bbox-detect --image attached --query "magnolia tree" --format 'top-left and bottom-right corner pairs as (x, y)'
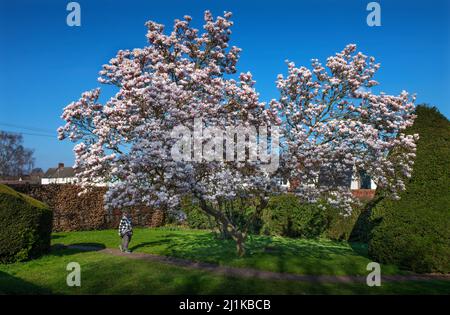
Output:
(59, 11), (417, 256)
(270, 44), (418, 212)
(59, 11), (279, 255)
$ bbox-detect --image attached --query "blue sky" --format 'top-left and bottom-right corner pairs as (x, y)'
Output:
(0, 0), (449, 170)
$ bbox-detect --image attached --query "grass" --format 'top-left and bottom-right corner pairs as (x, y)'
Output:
(1, 247), (449, 294)
(52, 227), (405, 276)
(1, 227), (448, 294)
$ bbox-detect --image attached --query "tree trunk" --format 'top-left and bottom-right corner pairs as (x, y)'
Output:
(232, 229), (246, 257)
(216, 220), (232, 240)
(197, 197), (248, 256)
(219, 215), (247, 256)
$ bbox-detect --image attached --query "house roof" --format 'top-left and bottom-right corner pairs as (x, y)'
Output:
(43, 167), (75, 178)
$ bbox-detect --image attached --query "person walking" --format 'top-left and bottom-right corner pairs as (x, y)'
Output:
(118, 212), (133, 253)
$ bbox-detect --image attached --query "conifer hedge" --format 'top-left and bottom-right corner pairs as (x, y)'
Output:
(0, 184), (52, 263)
(368, 106), (450, 273)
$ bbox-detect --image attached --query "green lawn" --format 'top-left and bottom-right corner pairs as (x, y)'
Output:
(52, 227), (404, 276)
(1, 227), (449, 294)
(1, 247), (449, 294)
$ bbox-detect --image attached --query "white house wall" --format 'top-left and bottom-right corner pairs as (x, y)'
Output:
(41, 177), (78, 185)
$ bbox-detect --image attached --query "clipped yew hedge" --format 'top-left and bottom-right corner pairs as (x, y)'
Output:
(0, 184), (52, 263)
(369, 106), (450, 273)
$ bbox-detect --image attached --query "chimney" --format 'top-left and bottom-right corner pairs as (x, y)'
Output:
(58, 163), (64, 169)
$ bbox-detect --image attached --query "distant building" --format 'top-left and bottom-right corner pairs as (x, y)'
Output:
(277, 166), (377, 200)
(350, 170), (377, 190)
(41, 163), (77, 185)
(0, 169), (43, 185)
(0, 177), (35, 185)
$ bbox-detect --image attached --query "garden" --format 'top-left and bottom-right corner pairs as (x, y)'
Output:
(1, 227), (449, 294)
(1, 107), (450, 295)
(0, 9), (449, 296)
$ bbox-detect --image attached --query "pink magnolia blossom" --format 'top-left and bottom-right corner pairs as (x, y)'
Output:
(59, 11), (278, 255)
(271, 44), (418, 212)
(60, 12), (417, 254)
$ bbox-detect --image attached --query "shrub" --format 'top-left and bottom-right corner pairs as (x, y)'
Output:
(261, 194), (373, 241)
(180, 196), (263, 237)
(368, 106), (450, 273)
(7, 184), (163, 231)
(261, 194), (327, 238)
(180, 196), (215, 230)
(0, 184), (53, 263)
(324, 200), (373, 242)
(323, 204), (359, 241)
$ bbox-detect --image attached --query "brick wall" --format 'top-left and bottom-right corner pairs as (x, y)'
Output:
(351, 189), (376, 200)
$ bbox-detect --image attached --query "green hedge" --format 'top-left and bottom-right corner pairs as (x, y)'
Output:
(180, 196), (263, 234)
(181, 193), (369, 241)
(180, 196), (215, 230)
(261, 194), (328, 238)
(0, 184), (53, 264)
(368, 106), (450, 273)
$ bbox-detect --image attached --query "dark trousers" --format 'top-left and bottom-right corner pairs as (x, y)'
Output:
(121, 233), (132, 251)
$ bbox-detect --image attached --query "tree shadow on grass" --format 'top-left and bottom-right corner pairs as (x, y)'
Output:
(348, 242), (369, 257)
(51, 234), (65, 240)
(265, 238), (370, 275)
(129, 239), (172, 252)
(0, 271), (51, 294)
(50, 243), (106, 257)
(127, 231), (373, 275)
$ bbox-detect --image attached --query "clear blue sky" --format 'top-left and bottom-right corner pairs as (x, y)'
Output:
(1, 0), (449, 170)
